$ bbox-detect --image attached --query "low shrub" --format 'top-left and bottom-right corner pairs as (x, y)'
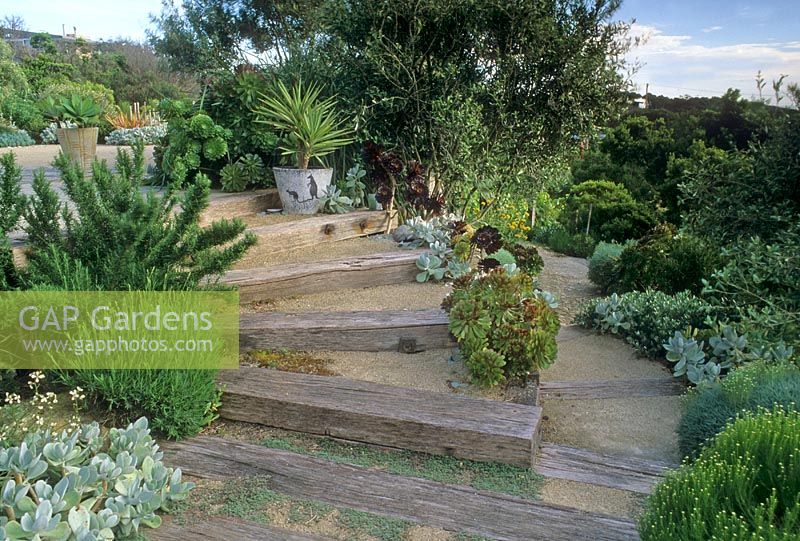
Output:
(702, 228), (800, 348)
(57, 369), (221, 439)
(613, 226), (719, 295)
(678, 362), (800, 457)
(0, 90), (45, 137)
(1, 145), (254, 439)
(544, 226), (596, 258)
(587, 241), (626, 292)
(639, 407), (800, 540)
(575, 290), (717, 358)
(0, 417), (193, 540)
(444, 267), (560, 386)
(0, 129), (35, 148)
(105, 124), (167, 145)
(39, 121), (76, 144)
(22, 141), (255, 290)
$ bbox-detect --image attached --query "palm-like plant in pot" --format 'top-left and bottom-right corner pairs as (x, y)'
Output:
(253, 79), (352, 214)
(39, 93), (102, 172)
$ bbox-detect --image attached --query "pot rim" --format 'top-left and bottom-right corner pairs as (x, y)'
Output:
(272, 166), (332, 172)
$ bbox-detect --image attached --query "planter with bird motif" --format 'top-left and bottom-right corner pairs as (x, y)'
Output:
(272, 167), (333, 214)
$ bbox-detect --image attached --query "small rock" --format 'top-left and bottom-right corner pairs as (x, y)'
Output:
(392, 224), (414, 242)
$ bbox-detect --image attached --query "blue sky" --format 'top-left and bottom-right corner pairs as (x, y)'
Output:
(617, 1), (800, 99)
(2, 0), (798, 100)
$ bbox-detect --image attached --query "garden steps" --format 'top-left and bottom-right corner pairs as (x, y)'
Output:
(161, 436), (639, 541)
(239, 309), (455, 352)
(247, 210), (391, 253)
(151, 516), (334, 541)
(535, 443), (675, 494)
(240, 308), (586, 352)
(539, 377), (685, 400)
(200, 188), (282, 225)
(216, 367), (542, 467)
(223, 250), (421, 303)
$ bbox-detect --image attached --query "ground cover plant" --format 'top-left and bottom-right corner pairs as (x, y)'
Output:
(639, 407), (800, 540)
(170, 475), (468, 541)
(576, 290), (795, 385)
(0, 416), (193, 540)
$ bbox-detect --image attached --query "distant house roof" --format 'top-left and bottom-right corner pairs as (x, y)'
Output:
(1, 27), (88, 45)
(1, 28), (62, 40)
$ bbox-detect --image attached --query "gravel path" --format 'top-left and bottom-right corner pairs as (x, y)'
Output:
(536, 246), (598, 323)
(533, 246), (681, 518)
(6, 144), (155, 191)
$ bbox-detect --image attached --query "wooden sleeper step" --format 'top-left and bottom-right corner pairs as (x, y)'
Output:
(536, 443), (675, 494)
(161, 436), (639, 541)
(539, 377), (685, 400)
(239, 309), (455, 352)
(224, 250), (421, 303)
(247, 210), (390, 253)
(151, 516), (334, 541)
(217, 367), (541, 467)
(200, 188), (282, 225)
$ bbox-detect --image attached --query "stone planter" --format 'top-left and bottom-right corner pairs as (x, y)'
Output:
(55, 127), (98, 173)
(273, 167), (332, 214)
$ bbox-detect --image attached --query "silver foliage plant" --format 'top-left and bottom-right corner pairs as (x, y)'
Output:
(0, 417), (193, 540)
(104, 125), (167, 146)
(394, 214), (473, 282)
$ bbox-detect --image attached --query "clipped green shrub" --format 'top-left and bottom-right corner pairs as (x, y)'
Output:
(545, 227), (596, 258)
(587, 241), (626, 292)
(639, 407), (800, 540)
(0, 417), (193, 540)
(563, 180), (658, 242)
(444, 268), (560, 386)
(575, 290), (717, 358)
(678, 362), (800, 457)
(613, 225), (719, 294)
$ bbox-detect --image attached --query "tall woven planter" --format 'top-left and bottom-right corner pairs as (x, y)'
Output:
(55, 127), (98, 173)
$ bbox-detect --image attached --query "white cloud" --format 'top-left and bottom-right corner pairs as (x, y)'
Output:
(625, 24), (800, 98)
(702, 26), (723, 33)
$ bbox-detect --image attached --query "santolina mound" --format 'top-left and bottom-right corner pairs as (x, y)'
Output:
(18, 305), (213, 332)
